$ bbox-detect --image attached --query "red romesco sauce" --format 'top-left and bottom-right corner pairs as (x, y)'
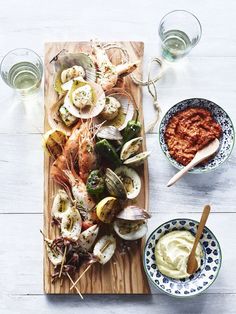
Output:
(164, 107), (222, 166)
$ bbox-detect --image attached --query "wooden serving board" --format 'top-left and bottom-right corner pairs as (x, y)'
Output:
(44, 41), (150, 294)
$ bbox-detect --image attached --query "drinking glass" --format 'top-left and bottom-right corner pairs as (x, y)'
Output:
(0, 48), (43, 94)
(159, 10), (202, 62)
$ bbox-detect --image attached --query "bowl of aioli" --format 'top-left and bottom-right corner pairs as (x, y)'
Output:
(143, 218), (222, 297)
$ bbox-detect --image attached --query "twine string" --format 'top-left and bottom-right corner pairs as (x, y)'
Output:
(103, 43), (163, 133)
(145, 58), (163, 133)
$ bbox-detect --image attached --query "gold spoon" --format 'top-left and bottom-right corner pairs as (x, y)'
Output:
(187, 205), (211, 274)
(167, 138), (220, 187)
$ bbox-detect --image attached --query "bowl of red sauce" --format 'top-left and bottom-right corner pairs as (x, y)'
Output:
(159, 98), (234, 173)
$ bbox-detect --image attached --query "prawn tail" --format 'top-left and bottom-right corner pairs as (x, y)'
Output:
(63, 169), (81, 186)
(53, 175), (73, 204)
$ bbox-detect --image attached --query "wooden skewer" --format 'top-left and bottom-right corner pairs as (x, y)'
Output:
(66, 272), (83, 299)
(70, 240), (112, 290)
(100, 240), (112, 253)
(69, 264), (92, 291)
(40, 229), (46, 238)
(59, 246), (67, 278)
(60, 277), (64, 287)
(40, 229), (83, 298)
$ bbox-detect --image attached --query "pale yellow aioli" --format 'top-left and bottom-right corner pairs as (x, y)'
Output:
(155, 230), (203, 279)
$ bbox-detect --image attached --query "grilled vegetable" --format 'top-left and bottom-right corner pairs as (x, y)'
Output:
(86, 170), (105, 199)
(43, 129), (67, 159)
(105, 168), (127, 200)
(95, 139), (121, 167)
(123, 111), (142, 143)
(96, 196), (120, 223)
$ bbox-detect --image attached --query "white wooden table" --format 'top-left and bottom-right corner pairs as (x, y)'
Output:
(0, 0), (236, 313)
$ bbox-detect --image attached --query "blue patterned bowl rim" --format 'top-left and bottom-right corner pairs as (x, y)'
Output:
(159, 98), (235, 174)
(143, 218), (222, 298)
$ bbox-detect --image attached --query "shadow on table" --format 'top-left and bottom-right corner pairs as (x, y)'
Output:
(45, 293), (214, 313)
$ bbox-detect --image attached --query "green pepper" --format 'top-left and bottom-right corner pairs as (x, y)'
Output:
(95, 139), (121, 167)
(86, 170), (105, 199)
(123, 110), (142, 143)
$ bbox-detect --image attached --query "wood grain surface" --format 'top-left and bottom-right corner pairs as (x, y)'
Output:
(44, 41), (150, 294)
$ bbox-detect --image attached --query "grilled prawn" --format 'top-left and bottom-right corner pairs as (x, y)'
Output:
(92, 42), (139, 91)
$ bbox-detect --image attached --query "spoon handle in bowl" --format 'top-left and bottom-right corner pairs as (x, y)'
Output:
(192, 205), (211, 252)
(167, 159), (196, 187)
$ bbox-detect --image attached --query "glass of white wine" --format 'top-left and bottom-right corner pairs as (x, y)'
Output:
(159, 10), (202, 62)
(0, 48), (43, 95)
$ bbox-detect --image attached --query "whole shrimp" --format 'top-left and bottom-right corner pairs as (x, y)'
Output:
(92, 42), (139, 91)
(50, 121), (82, 185)
(52, 120), (96, 183)
(51, 154), (70, 188)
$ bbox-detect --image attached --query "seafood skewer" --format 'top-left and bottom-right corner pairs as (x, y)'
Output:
(40, 230), (83, 297)
(70, 235), (116, 290)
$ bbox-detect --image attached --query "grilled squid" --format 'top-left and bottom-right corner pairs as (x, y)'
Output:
(78, 224), (99, 250)
(93, 235), (116, 264)
(61, 207), (82, 241)
(45, 239), (63, 266)
(51, 189), (72, 219)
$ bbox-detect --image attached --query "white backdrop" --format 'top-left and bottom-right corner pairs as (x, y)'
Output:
(0, 1), (236, 313)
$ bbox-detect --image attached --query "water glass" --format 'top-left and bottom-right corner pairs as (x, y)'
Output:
(159, 10), (202, 62)
(0, 48), (43, 94)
